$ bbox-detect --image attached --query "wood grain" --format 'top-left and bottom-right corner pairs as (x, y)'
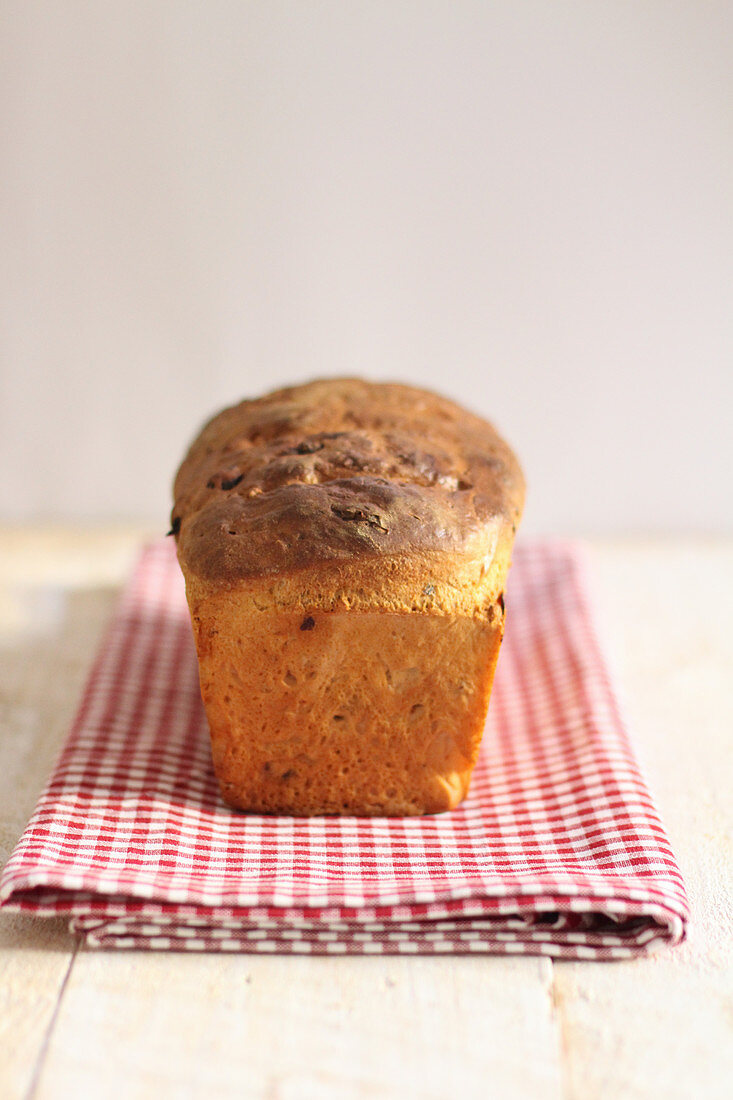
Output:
(34, 953), (563, 1100)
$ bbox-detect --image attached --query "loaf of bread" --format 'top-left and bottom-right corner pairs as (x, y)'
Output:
(171, 378), (524, 816)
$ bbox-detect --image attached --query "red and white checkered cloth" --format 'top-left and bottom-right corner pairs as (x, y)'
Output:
(0, 539), (688, 958)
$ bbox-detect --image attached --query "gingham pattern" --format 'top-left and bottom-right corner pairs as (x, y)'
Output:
(0, 539), (689, 958)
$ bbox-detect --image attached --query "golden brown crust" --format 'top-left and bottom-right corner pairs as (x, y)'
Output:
(172, 378), (525, 591)
(173, 378), (525, 815)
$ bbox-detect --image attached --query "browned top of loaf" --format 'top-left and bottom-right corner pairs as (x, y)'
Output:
(172, 378), (524, 584)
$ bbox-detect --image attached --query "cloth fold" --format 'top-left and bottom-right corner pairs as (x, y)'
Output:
(0, 539), (688, 958)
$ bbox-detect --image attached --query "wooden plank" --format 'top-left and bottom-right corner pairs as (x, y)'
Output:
(0, 585), (85, 1100)
(33, 953), (564, 1100)
(0, 529), (149, 1099)
(0, 916), (76, 1100)
(552, 542), (733, 1100)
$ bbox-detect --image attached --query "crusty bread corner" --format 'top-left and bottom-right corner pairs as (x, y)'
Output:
(171, 377), (524, 815)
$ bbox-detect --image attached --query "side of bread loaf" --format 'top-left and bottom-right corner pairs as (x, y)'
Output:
(172, 378), (524, 815)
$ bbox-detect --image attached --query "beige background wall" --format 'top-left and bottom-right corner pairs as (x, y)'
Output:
(1, 2), (731, 533)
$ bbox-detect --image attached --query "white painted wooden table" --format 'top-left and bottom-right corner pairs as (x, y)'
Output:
(1, 529), (731, 1100)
